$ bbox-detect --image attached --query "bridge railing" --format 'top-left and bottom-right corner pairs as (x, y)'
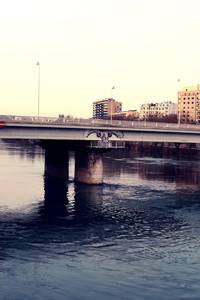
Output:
(57, 117), (200, 131)
(1, 114), (200, 131)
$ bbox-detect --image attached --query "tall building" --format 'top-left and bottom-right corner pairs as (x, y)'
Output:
(178, 85), (200, 124)
(139, 101), (177, 120)
(93, 98), (122, 119)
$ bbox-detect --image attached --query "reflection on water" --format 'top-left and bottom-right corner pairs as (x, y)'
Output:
(43, 175), (68, 218)
(103, 150), (200, 191)
(1, 141), (200, 300)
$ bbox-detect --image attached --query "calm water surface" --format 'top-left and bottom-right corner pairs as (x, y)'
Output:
(0, 141), (200, 300)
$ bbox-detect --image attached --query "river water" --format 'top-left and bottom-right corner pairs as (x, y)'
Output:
(0, 140), (200, 300)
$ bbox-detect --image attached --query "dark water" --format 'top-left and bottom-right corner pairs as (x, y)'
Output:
(0, 141), (200, 300)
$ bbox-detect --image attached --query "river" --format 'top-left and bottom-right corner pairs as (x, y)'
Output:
(0, 140), (200, 300)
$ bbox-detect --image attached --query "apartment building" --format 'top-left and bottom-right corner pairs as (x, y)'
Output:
(112, 110), (139, 120)
(140, 101), (177, 120)
(178, 85), (200, 123)
(93, 98), (122, 119)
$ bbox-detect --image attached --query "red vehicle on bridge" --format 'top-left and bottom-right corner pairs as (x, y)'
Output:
(0, 121), (5, 128)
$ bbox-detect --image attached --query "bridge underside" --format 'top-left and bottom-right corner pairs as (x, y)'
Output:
(2, 123), (200, 184)
(2, 123), (200, 144)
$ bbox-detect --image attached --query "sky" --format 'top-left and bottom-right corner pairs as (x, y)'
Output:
(0, 0), (200, 118)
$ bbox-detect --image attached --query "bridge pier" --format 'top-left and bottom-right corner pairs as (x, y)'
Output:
(44, 145), (69, 179)
(42, 141), (104, 184)
(43, 175), (68, 217)
(75, 150), (103, 184)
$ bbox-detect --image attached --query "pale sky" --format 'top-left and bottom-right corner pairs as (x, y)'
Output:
(0, 0), (200, 117)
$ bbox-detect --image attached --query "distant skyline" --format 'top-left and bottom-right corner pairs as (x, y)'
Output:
(1, 0), (200, 117)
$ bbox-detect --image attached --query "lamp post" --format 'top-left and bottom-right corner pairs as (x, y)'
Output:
(177, 78), (181, 126)
(36, 62), (40, 117)
(110, 86), (115, 124)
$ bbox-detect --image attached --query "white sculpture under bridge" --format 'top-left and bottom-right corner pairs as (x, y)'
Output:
(86, 129), (125, 149)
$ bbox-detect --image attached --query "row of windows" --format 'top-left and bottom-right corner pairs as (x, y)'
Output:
(142, 109), (169, 113)
(182, 118), (194, 122)
(182, 113), (192, 117)
(182, 92), (199, 96)
(182, 106), (194, 110)
(143, 105), (170, 108)
(182, 108), (194, 112)
(94, 114), (108, 117)
(94, 110), (107, 114)
(142, 113), (170, 116)
(182, 101), (194, 104)
(93, 107), (108, 109)
(182, 97), (196, 100)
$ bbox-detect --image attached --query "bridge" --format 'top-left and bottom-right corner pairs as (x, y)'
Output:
(1, 115), (200, 184)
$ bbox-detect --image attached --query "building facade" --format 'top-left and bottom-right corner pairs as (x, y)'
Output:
(139, 101), (177, 120)
(178, 85), (200, 124)
(112, 110), (139, 120)
(93, 98), (122, 119)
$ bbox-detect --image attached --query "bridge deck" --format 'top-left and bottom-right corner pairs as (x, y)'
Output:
(0, 115), (200, 144)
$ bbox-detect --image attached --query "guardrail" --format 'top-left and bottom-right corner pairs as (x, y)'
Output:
(1, 115), (200, 131)
(89, 141), (125, 149)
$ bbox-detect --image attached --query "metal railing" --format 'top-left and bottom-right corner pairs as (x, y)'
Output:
(89, 140), (125, 149)
(1, 114), (200, 132)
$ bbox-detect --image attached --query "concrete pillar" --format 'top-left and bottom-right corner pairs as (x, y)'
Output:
(74, 184), (104, 217)
(45, 146), (69, 179)
(43, 175), (68, 217)
(75, 150), (103, 184)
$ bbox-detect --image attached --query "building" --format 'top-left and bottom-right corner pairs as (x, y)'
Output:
(93, 98), (122, 119)
(139, 101), (177, 120)
(178, 85), (200, 124)
(112, 110), (139, 120)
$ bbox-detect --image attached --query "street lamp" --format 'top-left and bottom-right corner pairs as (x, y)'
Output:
(177, 78), (181, 126)
(36, 62), (40, 117)
(110, 86), (115, 124)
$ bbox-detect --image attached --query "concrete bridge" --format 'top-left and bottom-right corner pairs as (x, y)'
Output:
(1, 115), (200, 184)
